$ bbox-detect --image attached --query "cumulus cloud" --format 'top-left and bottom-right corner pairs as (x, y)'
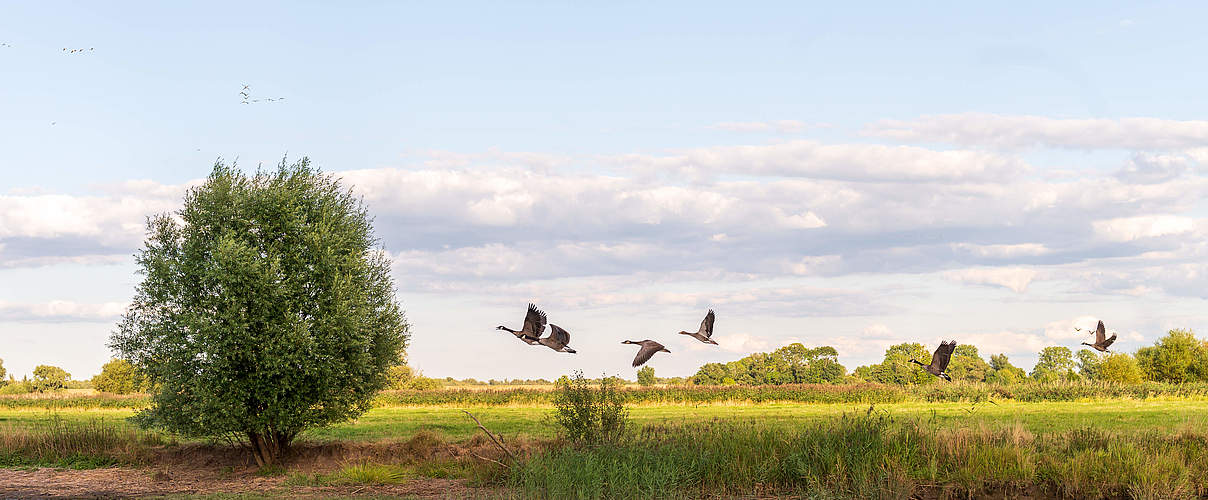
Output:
(615, 140), (1028, 182)
(1092, 215), (1196, 242)
(863, 113), (1208, 150)
(0, 300), (127, 323)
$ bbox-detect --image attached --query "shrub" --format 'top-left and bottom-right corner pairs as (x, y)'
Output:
(386, 365), (414, 390)
(0, 358), (6, 385)
(408, 377), (443, 391)
(1099, 354), (1144, 384)
(109, 159), (409, 466)
(552, 371), (629, 444)
(31, 365), (70, 393)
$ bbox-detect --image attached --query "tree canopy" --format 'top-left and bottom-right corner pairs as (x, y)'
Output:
(692, 343), (845, 385)
(855, 343), (934, 385)
(31, 365), (70, 392)
(1135, 329), (1208, 383)
(91, 359), (151, 394)
(109, 159), (409, 466)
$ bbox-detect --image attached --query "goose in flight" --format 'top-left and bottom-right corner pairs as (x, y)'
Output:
(1080, 320), (1117, 352)
(622, 340), (669, 367)
(496, 303), (546, 345)
(537, 324), (577, 353)
(909, 340), (956, 381)
(678, 309), (717, 345)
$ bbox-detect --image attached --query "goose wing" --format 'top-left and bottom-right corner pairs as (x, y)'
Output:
(1101, 332), (1117, 349)
(632, 341), (664, 367)
(1095, 321), (1106, 344)
(699, 309), (716, 338)
(522, 303), (548, 338)
(548, 324), (571, 349)
(929, 342), (944, 368)
(936, 341), (957, 371)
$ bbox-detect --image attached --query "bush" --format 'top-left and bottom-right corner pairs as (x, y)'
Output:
(407, 377), (442, 391)
(31, 365), (70, 393)
(0, 381), (31, 395)
(553, 371), (629, 444)
(1099, 354), (1144, 384)
(386, 365), (414, 390)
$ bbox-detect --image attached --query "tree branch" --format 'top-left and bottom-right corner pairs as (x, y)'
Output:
(461, 410), (517, 462)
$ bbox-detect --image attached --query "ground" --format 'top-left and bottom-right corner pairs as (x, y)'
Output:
(2, 398), (1207, 498)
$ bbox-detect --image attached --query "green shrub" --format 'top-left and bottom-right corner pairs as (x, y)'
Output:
(408, 376), (443, 391)
(637, 366), (656, 386)
(553, 371), (629, 444)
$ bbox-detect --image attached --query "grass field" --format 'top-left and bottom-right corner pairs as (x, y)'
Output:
(4, 399), (1207, 442)
(4, 391), (1208, 498)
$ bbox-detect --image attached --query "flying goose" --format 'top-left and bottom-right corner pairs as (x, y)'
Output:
(622, 340), (669, 367)
(678, 309), (717, 345)
(537, 324), (577, 353)
(909, 340), (956, 381)
(1080, 320), (1117, 352)
(496, 303), (546, 345)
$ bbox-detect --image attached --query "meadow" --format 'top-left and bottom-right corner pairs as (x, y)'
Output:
(3, 383), (1208, 498)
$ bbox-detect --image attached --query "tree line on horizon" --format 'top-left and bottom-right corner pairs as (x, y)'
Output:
(687, 328), (1208, 386)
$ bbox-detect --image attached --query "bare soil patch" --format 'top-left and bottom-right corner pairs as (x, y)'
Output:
(0, 434), (518, 499)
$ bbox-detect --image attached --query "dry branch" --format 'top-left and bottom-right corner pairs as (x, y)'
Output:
(461, 410), (517, 463)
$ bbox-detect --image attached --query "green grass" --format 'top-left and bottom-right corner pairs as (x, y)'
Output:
(509, 414), (1208, 499)
(3, 399), (1207, 444)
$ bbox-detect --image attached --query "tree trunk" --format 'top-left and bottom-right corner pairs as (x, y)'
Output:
(247, 430), (295, 467)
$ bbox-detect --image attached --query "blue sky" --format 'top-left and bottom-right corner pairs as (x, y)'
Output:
(3, 2), (1208, 381)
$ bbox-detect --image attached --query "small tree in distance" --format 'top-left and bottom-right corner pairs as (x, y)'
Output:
(32, 365), (70, 392)
(110, 159), (409, 466)
(636, 366), (656, 386)
(92, 359), (150, 394)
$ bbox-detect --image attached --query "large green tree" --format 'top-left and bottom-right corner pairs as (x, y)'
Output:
(857, 343), (934, 385)
(1076, 349), (1103, 380)
(945, 344), (991, 382)
(985, 354), (1026, 384)
(1031, 346), (1078, 382)
(691, 343), (845, 385)
(0, 358), (6, 386)
(636, 366), (656, 386)
(1135, 329), (1208, 383)
(110, 160), (409, 466)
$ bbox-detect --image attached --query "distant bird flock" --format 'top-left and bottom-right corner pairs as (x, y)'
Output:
(498, 304), (1117, 378)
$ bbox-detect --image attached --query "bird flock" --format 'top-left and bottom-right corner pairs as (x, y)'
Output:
(240, 84), (285, 104)
(497, 304), (718, 367)
(498, 304), (1119, 380)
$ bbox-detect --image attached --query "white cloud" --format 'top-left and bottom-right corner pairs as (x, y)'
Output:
(952, 243), (1050, 259)
(944, 267), (1038, 293)
(616, 140), (1028, 182)
(0, 300), (127, 323)
(1092, 215), (1196, 242)
(864, 113), (1208, 150)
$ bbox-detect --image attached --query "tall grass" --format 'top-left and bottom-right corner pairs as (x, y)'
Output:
(509, 410), (1208, 499)
(0, 415), (170, 468)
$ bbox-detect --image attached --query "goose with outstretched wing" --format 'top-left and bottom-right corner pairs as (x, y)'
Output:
(678, 309), (718, 345)
(1080, 320), (1117, 352)
(496, 303), (547, 345)
(623, 340), (670, 367)
(909, 340), (956, 381)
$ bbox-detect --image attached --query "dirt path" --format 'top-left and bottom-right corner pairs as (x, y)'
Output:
(0, 467), (495, 499)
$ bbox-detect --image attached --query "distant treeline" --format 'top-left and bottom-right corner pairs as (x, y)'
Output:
(689, 328), (1208, 387)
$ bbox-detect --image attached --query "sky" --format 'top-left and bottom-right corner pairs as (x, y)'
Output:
(3, 1), (1208, 382)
